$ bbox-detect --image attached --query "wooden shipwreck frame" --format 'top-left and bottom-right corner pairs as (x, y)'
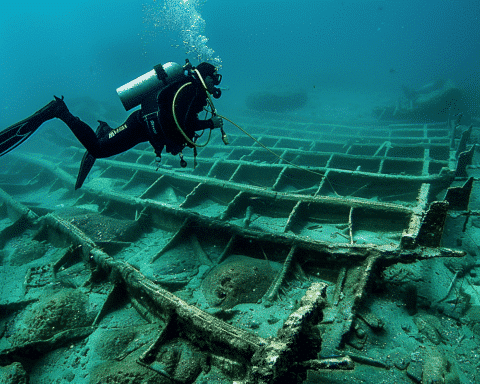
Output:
(0, 114), (476, 383)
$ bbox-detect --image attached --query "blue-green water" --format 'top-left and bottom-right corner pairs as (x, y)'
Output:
(1, 0), (479, 135)
(1, 4), (480, 381)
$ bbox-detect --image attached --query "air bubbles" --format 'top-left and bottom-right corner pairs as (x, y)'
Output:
(144, 0), (222, 68)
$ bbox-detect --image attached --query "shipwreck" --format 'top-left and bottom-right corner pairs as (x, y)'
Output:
(0, 111), (479, 383)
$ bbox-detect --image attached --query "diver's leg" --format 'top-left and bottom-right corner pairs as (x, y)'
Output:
(92, 110), (149, 157)
(1, 96), (146, 159)
(55, 99), (148, 158)
(51, 97), (148, 158)
(53, 98), (104, 157)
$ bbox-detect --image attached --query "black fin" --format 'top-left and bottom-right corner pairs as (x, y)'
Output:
(75, 151), (96, 190)
(74, 121), (112, 190)
(0, 99), (61, 157)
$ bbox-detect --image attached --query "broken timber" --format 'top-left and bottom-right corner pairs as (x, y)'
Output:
(0, 118), (473, 383)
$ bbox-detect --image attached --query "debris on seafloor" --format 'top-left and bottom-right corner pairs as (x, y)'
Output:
(10, 289), (94, 346)
(373, 79), (466, 122)
(9, 238), (49, 266)
(0, 113), (479, 383)
(55, 207), (141, 243)
(201, 255), (282, 309)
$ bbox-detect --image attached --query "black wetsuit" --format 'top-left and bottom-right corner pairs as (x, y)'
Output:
(59, 78), (214, 159)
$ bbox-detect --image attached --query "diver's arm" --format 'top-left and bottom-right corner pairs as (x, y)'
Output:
(193, 118), (215, 131)
(193, 116), (222, 131)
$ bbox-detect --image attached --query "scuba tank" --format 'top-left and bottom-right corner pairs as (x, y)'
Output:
(116, 59), (227, 168)
(116, 62), (185, 111)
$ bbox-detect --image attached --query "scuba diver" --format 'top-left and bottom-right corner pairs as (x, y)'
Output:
(0, 60), (225, 189)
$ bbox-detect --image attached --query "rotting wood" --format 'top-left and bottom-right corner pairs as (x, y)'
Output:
(248, 282), (328, 384)
(6, 152), (459, 255)
(455, 144), (476, 178)
(190, 232), (213, 265)
(401, 183), (430, 249)
(3, 188), (447, 382)
(41, 213), (265, 358)
(0, 119), (472, 382)
(264, 245), (297, 302)
(455, 125), (472, 159)
(348, 207), (354, 244)
(319, 254), (379, 358)
(417, 201), (449, 247)
(0, 187), (38, 222)
(12, 152), (442, 215)
(0, 185), (465, 267)
(150, 217), (190, 263)
(445, 177), (474, 211)
(92, 283), (126, 326)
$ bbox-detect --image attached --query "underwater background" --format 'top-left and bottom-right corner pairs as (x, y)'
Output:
(1, 0), (479, 139)
(2, 2), (480, 383)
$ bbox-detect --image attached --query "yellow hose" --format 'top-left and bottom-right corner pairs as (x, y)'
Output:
(172, 72), (333, 191)
(172, 82), (212, 148)
(217, 113), (328, 179)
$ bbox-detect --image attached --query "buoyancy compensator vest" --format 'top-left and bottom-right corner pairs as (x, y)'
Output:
(116, 61), (192, 157)
(116, 60), (224, 166)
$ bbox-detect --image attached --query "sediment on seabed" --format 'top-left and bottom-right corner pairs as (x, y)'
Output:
(0, 115), (479, 383)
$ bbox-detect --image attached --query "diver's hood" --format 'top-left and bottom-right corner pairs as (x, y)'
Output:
(195, 62), (222, 99)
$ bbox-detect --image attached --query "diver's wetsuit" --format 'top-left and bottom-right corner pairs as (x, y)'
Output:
(60, 109), (148, 158)
(0, 62), (221, 189)
(58, 78), (215, 159)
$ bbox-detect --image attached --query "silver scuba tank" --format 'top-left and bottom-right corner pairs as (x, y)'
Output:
(116, 62), (185, 111)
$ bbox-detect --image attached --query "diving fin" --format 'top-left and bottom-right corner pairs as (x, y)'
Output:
(74, 121), (112, 190)
(0, 118), (38, 157)
(75, 151), (96, 190)
(0, 96), (67, 157)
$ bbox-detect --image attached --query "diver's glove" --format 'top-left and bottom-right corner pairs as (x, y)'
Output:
(211, 116), (223, 129)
